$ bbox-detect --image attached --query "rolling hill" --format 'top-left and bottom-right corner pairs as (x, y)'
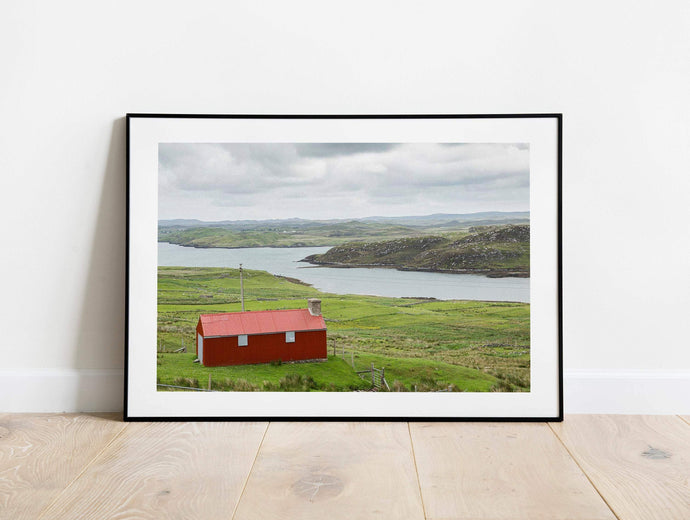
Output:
(301, 225), (530, 277)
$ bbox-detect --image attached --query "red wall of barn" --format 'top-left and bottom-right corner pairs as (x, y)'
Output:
(200, 330), (327, 367)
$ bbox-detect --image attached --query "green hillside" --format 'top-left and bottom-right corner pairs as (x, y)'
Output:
(302, 225), (529, 277)
(158, 221), (428, 248)
(157, 213), (530, 249)
(157, 266), (530, 392)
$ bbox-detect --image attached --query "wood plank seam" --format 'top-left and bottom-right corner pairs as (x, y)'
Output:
(231, 422), (425, 519)
(678, 415), (690, 428)
(230, 421), (270, 520)
(34, 420), (129, 520)
(547, 422), (622, 520)
(407, 422), (428, 520)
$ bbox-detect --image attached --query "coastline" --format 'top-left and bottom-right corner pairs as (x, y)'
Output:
(298, 258), (529, 279)
(158, 240), (529, 279)
(159, 240), (333, 250)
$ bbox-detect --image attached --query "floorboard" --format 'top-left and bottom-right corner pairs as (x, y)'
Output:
(551, 415), (690, 520)
(2, 414), (688, 519)
(233, 422), (425, 520)
(38, 421), (267, 520)
(410, 422), (616, 520)
(0, 413), (125, 520)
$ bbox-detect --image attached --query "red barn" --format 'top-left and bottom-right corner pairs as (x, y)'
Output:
(195, 299), (327, 367)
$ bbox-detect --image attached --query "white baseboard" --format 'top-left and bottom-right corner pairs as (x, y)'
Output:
(0, 369), (124, 413)
(564, 369), (690, 414)
(1, 368), (689, 414)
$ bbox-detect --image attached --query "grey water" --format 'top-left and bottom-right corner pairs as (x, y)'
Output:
(158, 242), (530, 303)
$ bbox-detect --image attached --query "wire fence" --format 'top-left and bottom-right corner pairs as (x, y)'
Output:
(156, 384), (211, 392)
(159, 338), (451, 393)
(330, 339), (388, 391)
(355, 364), (390, 391)
(331, 340), (455, 392)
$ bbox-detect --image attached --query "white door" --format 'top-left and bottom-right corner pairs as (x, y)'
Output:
(198, 334), (204, 364)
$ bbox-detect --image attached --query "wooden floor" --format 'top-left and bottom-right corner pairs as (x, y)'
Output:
(0, 415), (688, 519)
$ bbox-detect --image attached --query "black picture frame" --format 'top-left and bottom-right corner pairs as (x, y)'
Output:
(125, 113), (562, 421)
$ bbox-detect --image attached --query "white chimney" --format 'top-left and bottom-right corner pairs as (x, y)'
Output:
(307, 298), (321, 316)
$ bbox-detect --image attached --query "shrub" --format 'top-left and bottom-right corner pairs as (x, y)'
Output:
(490, 381), (515, 392)
(172, 377), (199, 388)
(487, 368), (529, 391)
(279, 373), (317, 391)
(262, 380), (277, 391)
(232, 378), (257, 392)
(392, 380), (409, 392)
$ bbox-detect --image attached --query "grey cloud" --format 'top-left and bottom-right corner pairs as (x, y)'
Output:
(159, 142), (529, 220)
(295, 143), (398, 157)
(439, 142), (529, 150)
(160, 143), (310, 196)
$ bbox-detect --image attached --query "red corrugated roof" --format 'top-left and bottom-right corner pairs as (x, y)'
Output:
(199, 308), (326, 337)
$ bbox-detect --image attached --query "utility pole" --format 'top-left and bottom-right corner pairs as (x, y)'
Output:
(239, 263), (245, 311)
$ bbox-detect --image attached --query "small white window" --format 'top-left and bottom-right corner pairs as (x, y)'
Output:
(285, 331), (295, 343)
(238, 334), (248, 346)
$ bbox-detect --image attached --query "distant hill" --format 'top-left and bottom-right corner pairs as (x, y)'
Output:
(159, 212), (529, 229)
(158, 212), (530, 249)
(359, 212), (530, 226)
(158, 217), (310, 229)
(300, 225), (530, 278)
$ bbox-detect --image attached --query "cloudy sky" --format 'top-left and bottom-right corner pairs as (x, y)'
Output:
(158, 143), (529, 221)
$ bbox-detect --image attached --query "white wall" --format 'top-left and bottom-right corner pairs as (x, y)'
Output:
(1, 0), (688, 413)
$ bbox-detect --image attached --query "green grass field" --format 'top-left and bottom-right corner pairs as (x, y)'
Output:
(158, 221), (435, 248)
(157, 266), (530, 392)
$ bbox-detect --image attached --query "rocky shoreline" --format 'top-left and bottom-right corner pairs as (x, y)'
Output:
(159, 240), (332, 250)
(274, 274), (313, 286)
(299, 256), (529, 278)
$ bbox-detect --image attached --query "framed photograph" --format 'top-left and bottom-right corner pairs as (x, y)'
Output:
(125, 114), (562, 421)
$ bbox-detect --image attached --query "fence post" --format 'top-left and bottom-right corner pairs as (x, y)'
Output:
(381, 367), (385, 388)
(371, 363), (375, 387)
